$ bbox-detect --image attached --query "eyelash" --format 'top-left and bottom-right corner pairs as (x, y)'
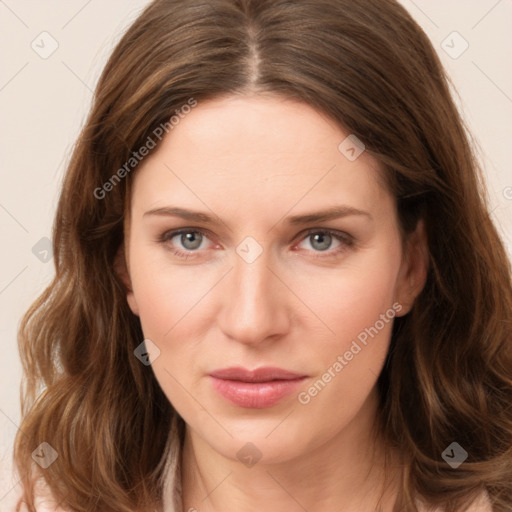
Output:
(157, 228), (355, 260)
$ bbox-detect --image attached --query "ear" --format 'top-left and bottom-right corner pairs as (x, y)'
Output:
(114, 243), (140, 316)
(393, 219), (429, 317)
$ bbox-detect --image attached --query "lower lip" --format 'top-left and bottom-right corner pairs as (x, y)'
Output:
(209, 376), (306, 408)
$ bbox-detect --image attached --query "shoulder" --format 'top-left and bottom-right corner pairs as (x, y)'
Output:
(417, 489), (493, 512)
(16, 477), (68, 512)
(463, 490), (493, 512)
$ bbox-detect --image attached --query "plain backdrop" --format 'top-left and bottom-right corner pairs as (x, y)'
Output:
(1, 0), (511, 509)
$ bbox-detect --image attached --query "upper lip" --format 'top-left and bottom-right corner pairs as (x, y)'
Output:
(209, 366), (306, 382)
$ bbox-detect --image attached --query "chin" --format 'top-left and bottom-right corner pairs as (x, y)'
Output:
(189, 415), (322, 466)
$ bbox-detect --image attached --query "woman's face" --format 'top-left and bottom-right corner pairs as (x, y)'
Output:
(122, 94), (427, 464)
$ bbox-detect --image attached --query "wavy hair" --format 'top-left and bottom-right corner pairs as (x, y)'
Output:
(14, 0), (512, 510)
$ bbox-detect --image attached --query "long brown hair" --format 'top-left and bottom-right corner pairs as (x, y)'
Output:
(14, 0), (512, 511)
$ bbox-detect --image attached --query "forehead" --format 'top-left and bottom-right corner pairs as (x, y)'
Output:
(130, 94), (392, 223)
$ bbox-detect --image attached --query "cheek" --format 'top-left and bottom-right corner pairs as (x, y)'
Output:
(129, 242), (215, 342)
(291, 245), (401, 412)
(323, 265), (398, 345)
(128, 252), (212, 409)
(295, 245), (401, 352)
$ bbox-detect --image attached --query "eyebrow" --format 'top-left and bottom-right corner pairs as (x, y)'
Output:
(143, 205), (372, 226)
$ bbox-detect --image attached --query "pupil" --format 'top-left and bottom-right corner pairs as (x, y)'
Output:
(182, 232), (201, 250)
(312, 233), (331, 251)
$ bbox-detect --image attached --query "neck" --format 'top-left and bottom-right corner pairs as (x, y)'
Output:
(180, 388), (402, 512)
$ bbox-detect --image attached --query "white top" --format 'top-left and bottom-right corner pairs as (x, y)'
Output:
(15, 479), (495, 512)
(16, 415), (494, 512)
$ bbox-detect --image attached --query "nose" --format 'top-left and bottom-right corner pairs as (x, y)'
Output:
(217, 249), (291, 346)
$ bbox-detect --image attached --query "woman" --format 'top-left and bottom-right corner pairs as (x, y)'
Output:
(14, 0), (512, 511)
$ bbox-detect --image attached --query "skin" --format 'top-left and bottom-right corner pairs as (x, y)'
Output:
(119, 94), (428, 512)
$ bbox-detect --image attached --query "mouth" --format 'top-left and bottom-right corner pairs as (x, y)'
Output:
(208, 366), (308, 408)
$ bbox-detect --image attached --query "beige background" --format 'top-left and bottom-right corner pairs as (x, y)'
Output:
(1, 0), (511, 509)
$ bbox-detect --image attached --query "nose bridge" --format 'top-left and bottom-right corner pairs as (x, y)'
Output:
(235, 251), (273, 306)
(218, 243), (289, 344)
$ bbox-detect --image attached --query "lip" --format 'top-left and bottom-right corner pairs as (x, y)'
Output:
(208, 366), (307, 408)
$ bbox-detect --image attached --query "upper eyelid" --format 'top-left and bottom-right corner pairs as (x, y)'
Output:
(162, 227), (216, 244)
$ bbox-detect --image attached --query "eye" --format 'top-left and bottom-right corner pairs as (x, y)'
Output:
(294, 229), (354, 256)
(171, 230), (206, 251)
(159, 228), (215, 258)
(157, 227), (354, 260)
